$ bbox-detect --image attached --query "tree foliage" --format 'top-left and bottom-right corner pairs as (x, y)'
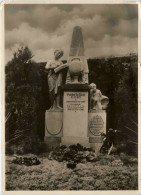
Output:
(5, 46), (49, 144)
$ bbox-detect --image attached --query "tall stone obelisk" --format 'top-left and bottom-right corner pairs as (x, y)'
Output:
(66, 26), (89, 84)
(61, 26), (90, 147)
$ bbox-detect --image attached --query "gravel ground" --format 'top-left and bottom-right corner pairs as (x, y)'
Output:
(6, 154), (138, 190)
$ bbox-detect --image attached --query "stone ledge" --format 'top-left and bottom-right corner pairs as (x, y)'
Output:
(90, 143), (103, 154)
(89, 136), (104, 143)
(62, 84), (90, 91)
(89, 109), (106, 113)
(44, 137), (61, 148)
(61, 136), (90, 147)
(45, 109), (63, 113)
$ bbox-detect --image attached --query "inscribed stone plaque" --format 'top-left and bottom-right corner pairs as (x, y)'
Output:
(88, 111), (106, 136)
(63, 91), (88, 138)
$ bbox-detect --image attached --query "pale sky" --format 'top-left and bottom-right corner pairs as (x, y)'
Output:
(5, 4), (138, 64)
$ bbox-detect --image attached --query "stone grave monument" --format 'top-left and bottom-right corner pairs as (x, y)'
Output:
(45, 26), (109, 153)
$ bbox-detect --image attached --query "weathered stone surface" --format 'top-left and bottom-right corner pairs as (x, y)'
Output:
(66, 26), (89, 84)
(45, 111), (62, 147)
(69, 26), (84, 57)
(90, 143), (103, 154)
(62, 91), (89, 147)
(62, 84), (90, 91)
(45, 111), (63, 137)
(89, 83), (109, 110)
(88, 110), (106, 153)
(45, 49), (64, 110)
(44, 137), (61, 148)
(88, 110), (106, 136)
(61, 137), (90, 148)
(89, 136), (104, 143)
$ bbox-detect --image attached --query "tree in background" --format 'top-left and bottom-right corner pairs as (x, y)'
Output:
(5, 46), (49, 153)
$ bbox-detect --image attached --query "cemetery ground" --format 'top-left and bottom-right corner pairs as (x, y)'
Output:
(6, 145), (138, 190)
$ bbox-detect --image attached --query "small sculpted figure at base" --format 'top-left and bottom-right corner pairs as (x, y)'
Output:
(45, 49), (64, 111)
(90, 83), (109, 110)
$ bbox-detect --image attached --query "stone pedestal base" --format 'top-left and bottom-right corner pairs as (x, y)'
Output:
(88, 110), (106, 153)
(61, 136), (90, 147)
(88, 110), (106, 136)
(89, 136), (104, 154)
(62, 87), (89, 147)
(44, 110), (63, 148)
(44, 137), (61, 149)
(45, 110), (63, 137)
(90, 143), (103, 154)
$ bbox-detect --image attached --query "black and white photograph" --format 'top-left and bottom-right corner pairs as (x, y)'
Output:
(2, 1), (140, 193)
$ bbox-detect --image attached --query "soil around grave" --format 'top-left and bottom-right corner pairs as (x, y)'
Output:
(6, 153), (138, 190)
